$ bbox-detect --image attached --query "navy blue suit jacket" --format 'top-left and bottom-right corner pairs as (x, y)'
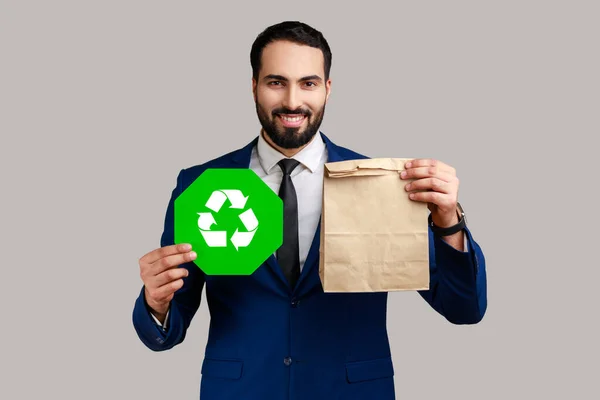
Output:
(132, 133), (487, 400)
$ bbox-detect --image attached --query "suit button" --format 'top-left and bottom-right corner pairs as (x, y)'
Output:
(291, 298), (299, 307)
(284, 357), (292, 366)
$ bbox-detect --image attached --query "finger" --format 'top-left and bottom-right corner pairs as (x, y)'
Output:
(141, 243), (192, 265)
(150, 251), (197, 276)
(152, 267), (190, 288)
(405, 177), (453, 194)
(400, 167), (455, 182)
(404, 159), (455, 174)
(408, 191), (455, 208)
(151, 278), (185, 302)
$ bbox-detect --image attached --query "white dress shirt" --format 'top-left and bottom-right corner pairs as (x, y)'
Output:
(251, 130), (328, 271)
(150, 131), (328, 329)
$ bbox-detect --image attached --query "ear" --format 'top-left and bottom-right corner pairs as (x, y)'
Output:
(252, 78), (257, 102)
(325, 78), (332, 102)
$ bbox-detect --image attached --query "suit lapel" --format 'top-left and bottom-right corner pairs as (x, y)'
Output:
(293, 133), (347, 295)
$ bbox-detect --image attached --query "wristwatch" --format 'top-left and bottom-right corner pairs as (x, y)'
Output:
(428, 202), (467, 236)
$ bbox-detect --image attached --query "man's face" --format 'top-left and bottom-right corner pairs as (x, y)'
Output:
(253, 40), (331, 149)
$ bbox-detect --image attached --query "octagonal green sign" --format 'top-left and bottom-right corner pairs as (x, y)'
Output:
(174, 168), (283, 275)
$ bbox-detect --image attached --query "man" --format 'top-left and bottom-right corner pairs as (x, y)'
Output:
(132, 21), (487, 400)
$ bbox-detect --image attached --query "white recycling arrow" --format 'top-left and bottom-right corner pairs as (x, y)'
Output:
(205, 189), (248, 212)
(197, 212), (227, 247)
(231, 227), (258, 251)
(197, 212), (216, 230)
(238, 208), (258, 231)
(205, 190), (228, 213)
(200, 230), (228, 247)
(230, 208), (259, 251)
(222, 190), (248, 209)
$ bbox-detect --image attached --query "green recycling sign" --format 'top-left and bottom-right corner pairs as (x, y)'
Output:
(174, 169), (283, 275)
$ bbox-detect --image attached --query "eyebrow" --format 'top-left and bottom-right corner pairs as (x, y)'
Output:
(263, 74), (323, 82)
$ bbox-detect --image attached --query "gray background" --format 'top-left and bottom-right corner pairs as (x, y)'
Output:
(1, 0), (598, 398)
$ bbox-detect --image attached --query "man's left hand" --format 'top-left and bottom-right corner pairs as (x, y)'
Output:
(400, 158), (460, 228)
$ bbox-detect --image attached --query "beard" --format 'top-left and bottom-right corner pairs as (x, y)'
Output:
(255, 98), (326, 149)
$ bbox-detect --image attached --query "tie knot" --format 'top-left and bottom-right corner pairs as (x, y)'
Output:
(278, 158), (300, 176)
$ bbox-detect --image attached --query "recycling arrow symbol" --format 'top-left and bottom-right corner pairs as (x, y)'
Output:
(197, 189), (259, 251)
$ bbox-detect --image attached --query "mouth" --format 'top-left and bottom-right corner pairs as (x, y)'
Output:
(276, 114), (307, 128)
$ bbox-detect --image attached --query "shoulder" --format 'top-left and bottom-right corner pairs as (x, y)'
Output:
(335, 145), (370, 160)
(321, 132), (371, 160)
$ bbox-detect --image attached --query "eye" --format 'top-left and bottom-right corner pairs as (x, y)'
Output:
(269, 81), (283, 86)
(305, 82), (316, 87)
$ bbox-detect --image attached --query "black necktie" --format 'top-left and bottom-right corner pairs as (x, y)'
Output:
(277, 158), (301, 288)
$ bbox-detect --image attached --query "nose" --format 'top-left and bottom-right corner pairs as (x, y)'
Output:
(282, 85), (302, 112)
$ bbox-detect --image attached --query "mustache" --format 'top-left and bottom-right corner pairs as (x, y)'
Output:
(272, 107), (312, 117)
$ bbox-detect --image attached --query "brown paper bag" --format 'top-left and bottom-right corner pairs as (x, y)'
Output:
(319, 158), (430, 292)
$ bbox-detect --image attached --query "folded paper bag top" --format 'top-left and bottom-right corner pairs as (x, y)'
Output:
(325, 158), (408, 177)
(319, 158), (430, 293)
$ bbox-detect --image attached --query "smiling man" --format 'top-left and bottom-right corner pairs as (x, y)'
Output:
(132, 21), (487, 400)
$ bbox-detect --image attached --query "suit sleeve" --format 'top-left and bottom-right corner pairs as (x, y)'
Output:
(418, 226), (487, 324)
(132, 169), (206, 351)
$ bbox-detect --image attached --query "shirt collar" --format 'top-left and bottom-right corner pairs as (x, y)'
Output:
(257, 130), (326, 174)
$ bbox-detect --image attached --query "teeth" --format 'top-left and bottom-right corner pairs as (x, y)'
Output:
(280, 115), (304, 122)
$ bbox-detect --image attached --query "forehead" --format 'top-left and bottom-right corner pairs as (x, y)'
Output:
(259, 40), (325, 80)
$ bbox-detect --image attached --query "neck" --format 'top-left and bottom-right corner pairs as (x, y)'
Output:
(261, 129), (312, 158)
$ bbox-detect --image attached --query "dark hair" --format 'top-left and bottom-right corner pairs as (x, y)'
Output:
(250, 21), (332, 81)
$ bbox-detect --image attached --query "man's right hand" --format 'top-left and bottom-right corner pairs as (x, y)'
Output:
(138, 243), (197, 323)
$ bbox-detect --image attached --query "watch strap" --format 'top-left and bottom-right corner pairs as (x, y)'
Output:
(428, 204), (466, 236)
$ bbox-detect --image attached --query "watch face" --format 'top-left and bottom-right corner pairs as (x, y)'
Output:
(457, 202), (466, 224)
